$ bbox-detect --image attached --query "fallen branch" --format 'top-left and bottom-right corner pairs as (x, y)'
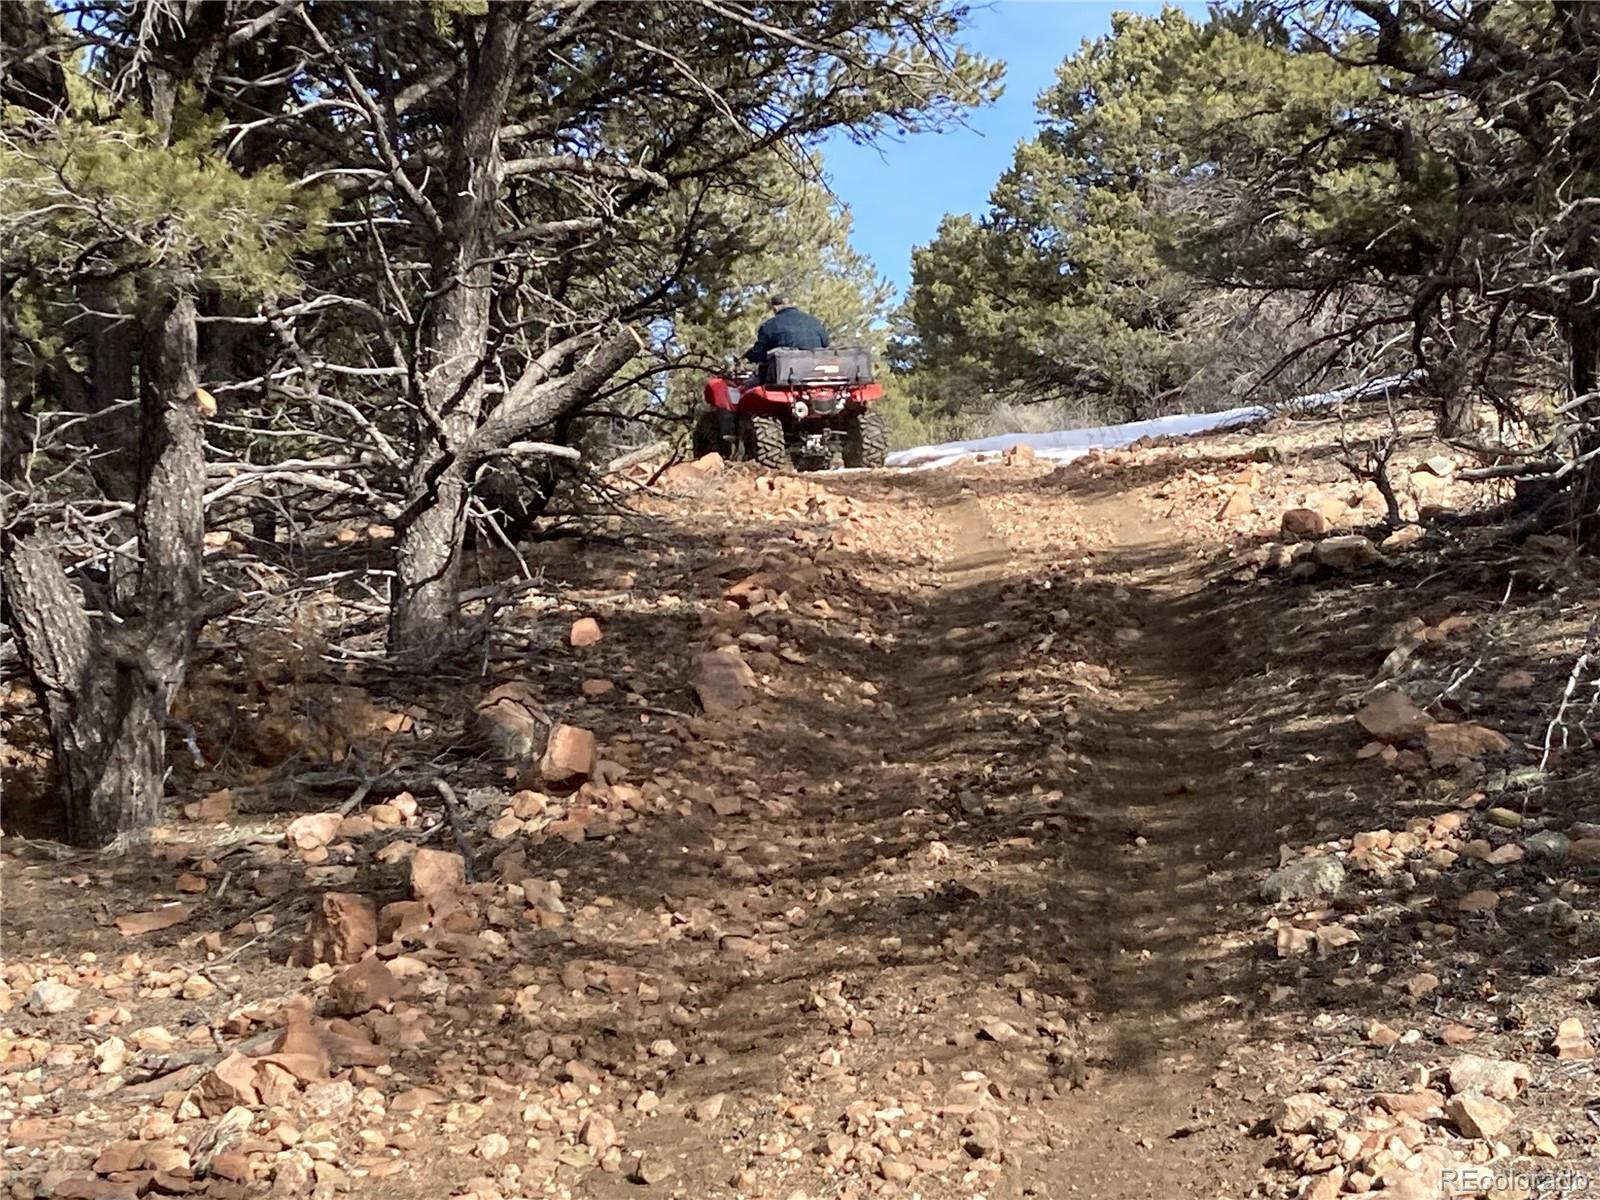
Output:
(604, 439), (670, 475)
(1458, 458), (1563, 481)
(434, 779), (479, 880)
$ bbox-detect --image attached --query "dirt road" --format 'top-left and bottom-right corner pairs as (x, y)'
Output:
(8, 422), (1599, 1200)
(499, 462), (1284, 1199)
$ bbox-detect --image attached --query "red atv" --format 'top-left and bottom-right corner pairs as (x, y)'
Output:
(693, 346), (887, 471)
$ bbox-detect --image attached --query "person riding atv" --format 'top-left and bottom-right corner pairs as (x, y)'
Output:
(694, 294), (887, 471)
(745, 295), (829, 366)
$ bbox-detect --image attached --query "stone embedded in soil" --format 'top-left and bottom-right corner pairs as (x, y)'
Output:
(978, 1017), (1021, 1043)
(540, 723), (596, 786)
(1365, 1021), (1402, 1048)
(474, 682), (545, 761)
(328, 957), (399, 1016)
(1280, 508), (1327, 540)
(1568, 837), (1600, 864)
(570, 617), (602, 646)
(1552, 1017), (1594, 1061)
(1217, 489), (1253, 520)
(1447, 1054), (1530, 1100)
(1272, 1093), (1346, 1135)
(26, 980), (81, 1014)
(1423, 721), (1510, 767)
(1524, 830), (1570, 860)
(1314, 534), (1382, 571)
(198, 1052), (261, 1115)
(1355, 691), (1433, 745)
(1456, 889), (1500, 913)
(631, 1155), (675, 1185)
(1445, 1092), (1513, 1140)
(1376, 1091), (1445, 1120)
(307, 892), (377, 965)
(580, 1114), (619, 1153)
(581, 678), (614, 698)
(1261, 855), (1346, 903)
(286, 812), (341, 851)
(1403, 972), (1439, 999)
(187, 789), (234, 820)
(114, 903), (193, 937)
(690, 645), (758, 716)
(410, 849), (466, 901)
(687, 1093), (726, 1122)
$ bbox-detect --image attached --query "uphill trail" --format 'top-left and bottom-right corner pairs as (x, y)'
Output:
(533, 462), (1285, 1200)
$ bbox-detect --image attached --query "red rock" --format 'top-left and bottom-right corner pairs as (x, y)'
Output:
(1376, 1091), (1445, 1119)
(1446, 1092), (1512, 1139)
(1553, 1017), (1594, 1061)
(473, 682), (544, 762)
(1281, 508), (1327, 540)
(208, 1153), (253, 1184)
(186, 790), (233, 821)
(409, 849), (466, 901)
(92, 1140), (146, 1174)
(285, 813), (341, 852)
(6, 1117), (62, 1145)
(1216, 489), (1253, 520)
(379, 900), (432, 941)
(115, 904), (193, 937)
(306, 892), (376, 965)
(570, 618), (602, 647)
(328, 957), (399, 1016)
(1355, 691), (1433, 745)
(690, 646), (757, 717)
(49, 1176), (137, 1200)
(581, 678), (614, 698)
(540, 724), (596, 787)
(197, 1052), (260, 1116)
(1423, 722), (1510, 767)
(320, 1017), (390, 1068)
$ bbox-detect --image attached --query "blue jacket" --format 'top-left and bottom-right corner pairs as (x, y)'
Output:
(745, 306), (829, 364)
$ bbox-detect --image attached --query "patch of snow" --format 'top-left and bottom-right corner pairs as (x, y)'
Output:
(885, 375), (1416, 470)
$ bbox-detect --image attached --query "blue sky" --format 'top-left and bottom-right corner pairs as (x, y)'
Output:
(823, 1), (1204, 299)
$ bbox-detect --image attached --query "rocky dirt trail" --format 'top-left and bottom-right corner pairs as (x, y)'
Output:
(5, 415), (1600, 1200)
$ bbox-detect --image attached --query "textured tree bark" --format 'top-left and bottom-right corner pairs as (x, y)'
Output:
(1570, 307), (1600, 534)
(83, 282), (141, 502)
(390, 7), (525, 653)
(2, 295), (206, 848)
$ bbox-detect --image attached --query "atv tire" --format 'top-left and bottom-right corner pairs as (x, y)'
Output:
(738, 412), (790, 470)
(692, 411), (725, 459)
(841, 408), (888, 469)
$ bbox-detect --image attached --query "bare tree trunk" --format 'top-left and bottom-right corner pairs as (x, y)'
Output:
(1571, 308), (1600, 533)
(3, 540), (166, 845)
(2, 295), (206, 848)
(390, 7), (524, 653)
(83, 283), (140, 501)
